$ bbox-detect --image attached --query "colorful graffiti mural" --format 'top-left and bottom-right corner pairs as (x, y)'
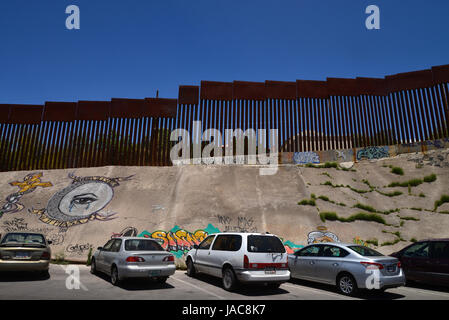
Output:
(138, 224), (305, 258)
(293, 152), (320, 164)
(30, 172), (133, 229)
(0, 172), (53, 218)
(307, 226), (339, 244)
(356, 146), (389, 161)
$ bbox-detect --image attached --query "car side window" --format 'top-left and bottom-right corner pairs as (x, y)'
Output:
(431, 242), (449, 259)
(103, 240), (115, 251)
(212, 235), (242, 251)
(198, 235), (215, 250)
(403, 242), (429, 258)
(320, 245), (349, 258)
(296, 245), (320, 257)
(110, 239), (122, 252)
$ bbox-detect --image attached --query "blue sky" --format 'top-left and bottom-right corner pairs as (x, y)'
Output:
(0, 0), (448, 104)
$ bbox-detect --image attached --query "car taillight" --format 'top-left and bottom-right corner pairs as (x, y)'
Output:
(397, 261), (402, 268)
(41, 252), (50, 260)
(163, 255), (174, 262)
(244, 255), (249, 269)
(360, 262), (384, 269)
(126, 256), (145, 262)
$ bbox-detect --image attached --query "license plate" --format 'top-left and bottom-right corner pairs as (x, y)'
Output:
(15, 252), (30, 259)
(387, 266), (395, 272)
(149, 270), (161, 276)
(265, 269), (276, 275)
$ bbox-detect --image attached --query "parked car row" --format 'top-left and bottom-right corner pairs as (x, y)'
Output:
(1, 231), (448, 296)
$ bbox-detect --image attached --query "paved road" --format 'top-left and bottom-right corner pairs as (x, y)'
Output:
(1, 264), (449, 300)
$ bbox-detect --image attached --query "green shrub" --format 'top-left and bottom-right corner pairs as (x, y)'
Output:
(310, 194), (316, 199)
(319, 212), (338, 222)
(376, 190), (403, 197)
(419, 193), (426, 198)
(381, 239), (400, 246)
(320, 212), (386, 224)
(323, 162), (338, 168)
(388, 179), (423, 188)
(298, 199), (316, 206)
(86, 248), (93, 266)
(410, 207), (422, 211)
(338, 202), (347, 207)
(318, 195), (330, 202)
(423, 174), (437, 183)
(353, 203), (377, 213)
(391, 167), (404, 175)
(400, 216), (420, 221)
(434, 195), (449, 211)
(410, 238), (418, 243)
(366, 239), (378, 246)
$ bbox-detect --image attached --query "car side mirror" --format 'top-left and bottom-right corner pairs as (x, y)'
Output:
(193, 245), (199, 249)
(97, 247), (103, 251)
(47, 240), (53, 245)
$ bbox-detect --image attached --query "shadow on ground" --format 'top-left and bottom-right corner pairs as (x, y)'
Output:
(289, 278), (405, 300)
(405, 281), (449, 294)
(92, 271), (175, 291)
(188, 272), (290, 297)
(0, 271), (50, 282)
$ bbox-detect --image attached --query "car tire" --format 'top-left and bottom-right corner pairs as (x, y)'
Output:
(186, 258), (196, 277)
(90, 259), (97, 275)
(222, 267), (238, 292)
(337, 274), (358, 296)
(111, 266), (120, 286)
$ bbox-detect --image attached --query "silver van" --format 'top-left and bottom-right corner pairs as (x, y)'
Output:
(185, 233), (290, 291)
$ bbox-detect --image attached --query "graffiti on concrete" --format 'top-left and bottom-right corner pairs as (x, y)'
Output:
(334, 150), (353, 161)
(1, 217), (66, 245)
(293, 152), (320, 165)
(307, 226), (339, 244)
(66, 243), (93, 255)
(30, 172), (133, 229)
(112, 227), (138, 238)
(356, 146), (389, 161)
(138, 224), (304, 258)
(138, 224), (219, 258)
(216, 215), (257, 233)
(282, 240), (305, 254)
(353, 237), (371, 247)
(0, 172), (53, 218)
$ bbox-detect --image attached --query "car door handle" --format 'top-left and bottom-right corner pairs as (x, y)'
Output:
(332, 263), (339, 267)
(309, 261), (315, 265)
(208, 252), (211, 255)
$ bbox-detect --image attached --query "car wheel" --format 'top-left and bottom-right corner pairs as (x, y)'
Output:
(186, 259), (196, 277)
(222, 267), (238, 291)
(337, 274), (358, 296)
(111, 266), (120, 286)
(156, 276), (168, 284)
(90, 259), (97, 275)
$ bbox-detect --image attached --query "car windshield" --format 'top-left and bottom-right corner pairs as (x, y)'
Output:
(125, 239), (164, 251)
(0, 233), (46, 247)
(348, 245), (383, 256)
(247, 235), (286, 253)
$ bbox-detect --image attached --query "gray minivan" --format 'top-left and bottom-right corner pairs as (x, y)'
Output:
(185, 233), (290, 291)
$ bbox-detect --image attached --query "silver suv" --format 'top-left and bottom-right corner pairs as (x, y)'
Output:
(185, 233), (290, 291)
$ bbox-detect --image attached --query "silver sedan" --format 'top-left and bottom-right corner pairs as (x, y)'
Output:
(91, 237), (176, 285)
(288, 243), (405, 295)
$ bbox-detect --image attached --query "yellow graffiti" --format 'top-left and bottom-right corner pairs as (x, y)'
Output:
(10, 173), (53, 193)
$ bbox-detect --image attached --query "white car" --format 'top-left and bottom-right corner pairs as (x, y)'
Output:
(185, 232), (290, 291)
